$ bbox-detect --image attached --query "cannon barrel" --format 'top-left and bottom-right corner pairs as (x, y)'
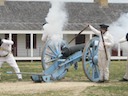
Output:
(61, 44), (85, 57)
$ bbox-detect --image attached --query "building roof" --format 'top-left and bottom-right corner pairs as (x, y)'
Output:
(0, 1), (128, 30)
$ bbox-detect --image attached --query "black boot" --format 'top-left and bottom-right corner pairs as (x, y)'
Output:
(119, 78), (128, 82)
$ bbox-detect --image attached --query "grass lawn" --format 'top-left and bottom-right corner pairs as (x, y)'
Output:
(0, 60), (128, 96)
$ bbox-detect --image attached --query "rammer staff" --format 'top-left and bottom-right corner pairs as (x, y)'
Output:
(101, 32), (108, 60)
(68, 26), (89, 44)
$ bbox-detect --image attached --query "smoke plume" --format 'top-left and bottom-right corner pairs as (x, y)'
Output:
(108, 13), (128, 51)
(42, 0), (68, 42)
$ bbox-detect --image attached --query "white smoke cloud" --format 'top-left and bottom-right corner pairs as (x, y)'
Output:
(42, 0), (68, 42)
(108, 13), (128, 51)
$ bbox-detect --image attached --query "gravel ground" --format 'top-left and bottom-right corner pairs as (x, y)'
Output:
(0, 81), (97, 94)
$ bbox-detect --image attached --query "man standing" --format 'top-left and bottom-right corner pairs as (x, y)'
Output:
(0, 38), (22, 80)
(88, 24), (114, 83)
(119, 33), (128, 81)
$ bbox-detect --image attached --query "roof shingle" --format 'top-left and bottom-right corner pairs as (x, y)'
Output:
(0, 1), (128, 30)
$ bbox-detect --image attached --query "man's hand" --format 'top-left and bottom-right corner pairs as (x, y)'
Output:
(86, 24), (90, 27)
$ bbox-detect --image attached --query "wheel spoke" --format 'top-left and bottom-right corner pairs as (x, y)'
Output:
(86, 60), (92, 64)
(48, 45), (57, 56)
(93, 65), (100, 79)
(90, 63), (100, 80)
(55, 43), (61, 55)
(93, 45), (98, 56)
(45, 58), (56, 64)
(92, 45), (95, 56)
(45, 52), (56, 58)
(89, 48), (93, 58)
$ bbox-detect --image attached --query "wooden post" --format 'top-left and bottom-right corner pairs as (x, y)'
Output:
(0, 0), (5, 6)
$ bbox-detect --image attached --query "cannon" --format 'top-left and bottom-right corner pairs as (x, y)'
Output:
(31, 36), (100, 82)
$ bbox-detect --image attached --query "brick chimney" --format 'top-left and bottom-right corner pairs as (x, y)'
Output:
(94, 0), (108, 7)
(0, 0), (5, 6)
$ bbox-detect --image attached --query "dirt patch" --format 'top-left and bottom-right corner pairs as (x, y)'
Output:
(0, 81), (97, 94)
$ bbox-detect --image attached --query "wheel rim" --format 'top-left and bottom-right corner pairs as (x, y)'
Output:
(82, 36), (100, 82)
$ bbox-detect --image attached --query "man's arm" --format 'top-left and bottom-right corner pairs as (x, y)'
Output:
(2, 39), (14, 45)
(89, 25), (100, 35)
(119, 33), (128, 43)
(119, 36), (126, 43)
(105, 34), (114, 48)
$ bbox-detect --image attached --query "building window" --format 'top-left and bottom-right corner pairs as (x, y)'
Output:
(5, 34), (9, 39)
(26, 34), (36, 49)
(33, 34), (36, 49)
(75, 35), (85, 44)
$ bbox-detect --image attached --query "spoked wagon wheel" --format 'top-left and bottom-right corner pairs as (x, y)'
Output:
(41, 39), (66, 70)
(82, 36), (100, 82)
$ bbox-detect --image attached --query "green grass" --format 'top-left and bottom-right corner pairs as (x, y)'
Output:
(1, 90), (73, 96)
(0, 61), (128, 96)
(109, 60), (126, 80)
(1, 61), (126, 82)
(80, 82), (128, 96)
(0, 62), (43, 82)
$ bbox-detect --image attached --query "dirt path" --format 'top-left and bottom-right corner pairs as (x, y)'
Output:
(0, 81), (97, 94)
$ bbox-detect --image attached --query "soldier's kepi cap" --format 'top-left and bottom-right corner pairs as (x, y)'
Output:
(99, 24), (109, 29)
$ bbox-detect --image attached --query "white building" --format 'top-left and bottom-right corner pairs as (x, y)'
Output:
(0, 0), (128, 60)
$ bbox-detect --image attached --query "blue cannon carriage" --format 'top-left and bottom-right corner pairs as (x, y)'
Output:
(31, 36), (100, 83)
